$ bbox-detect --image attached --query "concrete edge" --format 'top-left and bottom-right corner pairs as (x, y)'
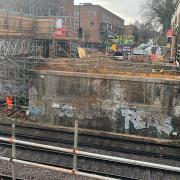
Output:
(29, 70), (180, 84)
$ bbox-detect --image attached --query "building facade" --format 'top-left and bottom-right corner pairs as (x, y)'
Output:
(50, 0), (74, 16)
(0, 0), (77, 57)
(74, 3), (124, 43)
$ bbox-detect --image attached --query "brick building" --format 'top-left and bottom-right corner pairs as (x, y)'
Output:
(74, 3), (124, 43)
(124, 25), (136, 36)
(51, 0), (74, 16)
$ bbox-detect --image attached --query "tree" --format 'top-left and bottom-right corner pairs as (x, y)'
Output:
(132, 26), (139, 45)
(131, 22), (155, 44)
(138, 23), (155, 43)
(143, 0), (178, 32)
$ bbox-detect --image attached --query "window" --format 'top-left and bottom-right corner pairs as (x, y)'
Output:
(90, 21), (95, 26)
(74, 10), (79, 17)
(102, 13), (109, 22)
(89, 9), (96, 16)
(59, 7), (64, 16)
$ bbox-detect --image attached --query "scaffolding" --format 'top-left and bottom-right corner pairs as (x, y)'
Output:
(177, 44), (180, 64)
(0, 2), (79, 110)
(0, 39), (33, 56)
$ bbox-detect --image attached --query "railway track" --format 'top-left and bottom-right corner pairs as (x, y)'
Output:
(1, 140), (180, 180)
(0, 122), (179, 162)
(0, 123), (180, 179)
(0, 140), (179, 180)
(0, 142), (138, 180)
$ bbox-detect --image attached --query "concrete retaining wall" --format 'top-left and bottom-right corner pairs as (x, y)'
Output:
(29, 71), (180, 139)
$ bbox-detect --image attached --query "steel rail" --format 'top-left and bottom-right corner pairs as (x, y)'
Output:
(0, 142), (133, 179)
(0, 128), (179, 161)
(0, 136), (180, 173)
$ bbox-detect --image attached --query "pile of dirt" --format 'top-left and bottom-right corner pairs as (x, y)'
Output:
(33, 58), (180, 80)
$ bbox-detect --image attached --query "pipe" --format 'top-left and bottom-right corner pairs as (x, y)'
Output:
(0, 156), (117, 180)
(0, 137), (73, 154)
(1, 137), (180, 173)
(77, 150), (180, 173)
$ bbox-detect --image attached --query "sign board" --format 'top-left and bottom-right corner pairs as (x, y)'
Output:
(55, 19), (66, 37)
(54, 28), (66, 37)
(166, 29), (173, 37)
(112, 34), (134, 45)
(167, 43), (171, 48)
(56, 19), (63, 28)
(123, 46), (131, 52)
(118, 45), (133, 53)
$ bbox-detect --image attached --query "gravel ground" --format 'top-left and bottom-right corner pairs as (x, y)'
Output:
(0, 160), (93, 180)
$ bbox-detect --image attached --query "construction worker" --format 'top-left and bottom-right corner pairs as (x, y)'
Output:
(6, 96), (13, 110)
(111, 43), (118, 52)
(150, 49), (157, 62)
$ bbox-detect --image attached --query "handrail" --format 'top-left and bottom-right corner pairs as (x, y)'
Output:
(0, 122), (180, 180)
(0, 136), (180, 173)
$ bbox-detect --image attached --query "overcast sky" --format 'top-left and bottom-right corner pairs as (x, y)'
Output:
(74, 0), (145, 25)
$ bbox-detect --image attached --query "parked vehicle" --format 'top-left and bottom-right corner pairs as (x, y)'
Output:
(133, 43), (151, 55)
(111, 51), (124, 60)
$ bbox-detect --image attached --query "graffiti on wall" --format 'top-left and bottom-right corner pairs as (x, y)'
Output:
(117, 107), (173, 136)
(52, 103), (75, 118)
(29, 105), (45, 118)
(174, 105), (180, 117)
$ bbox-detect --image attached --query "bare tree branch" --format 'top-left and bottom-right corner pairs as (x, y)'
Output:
(142, 0), (178, 32)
